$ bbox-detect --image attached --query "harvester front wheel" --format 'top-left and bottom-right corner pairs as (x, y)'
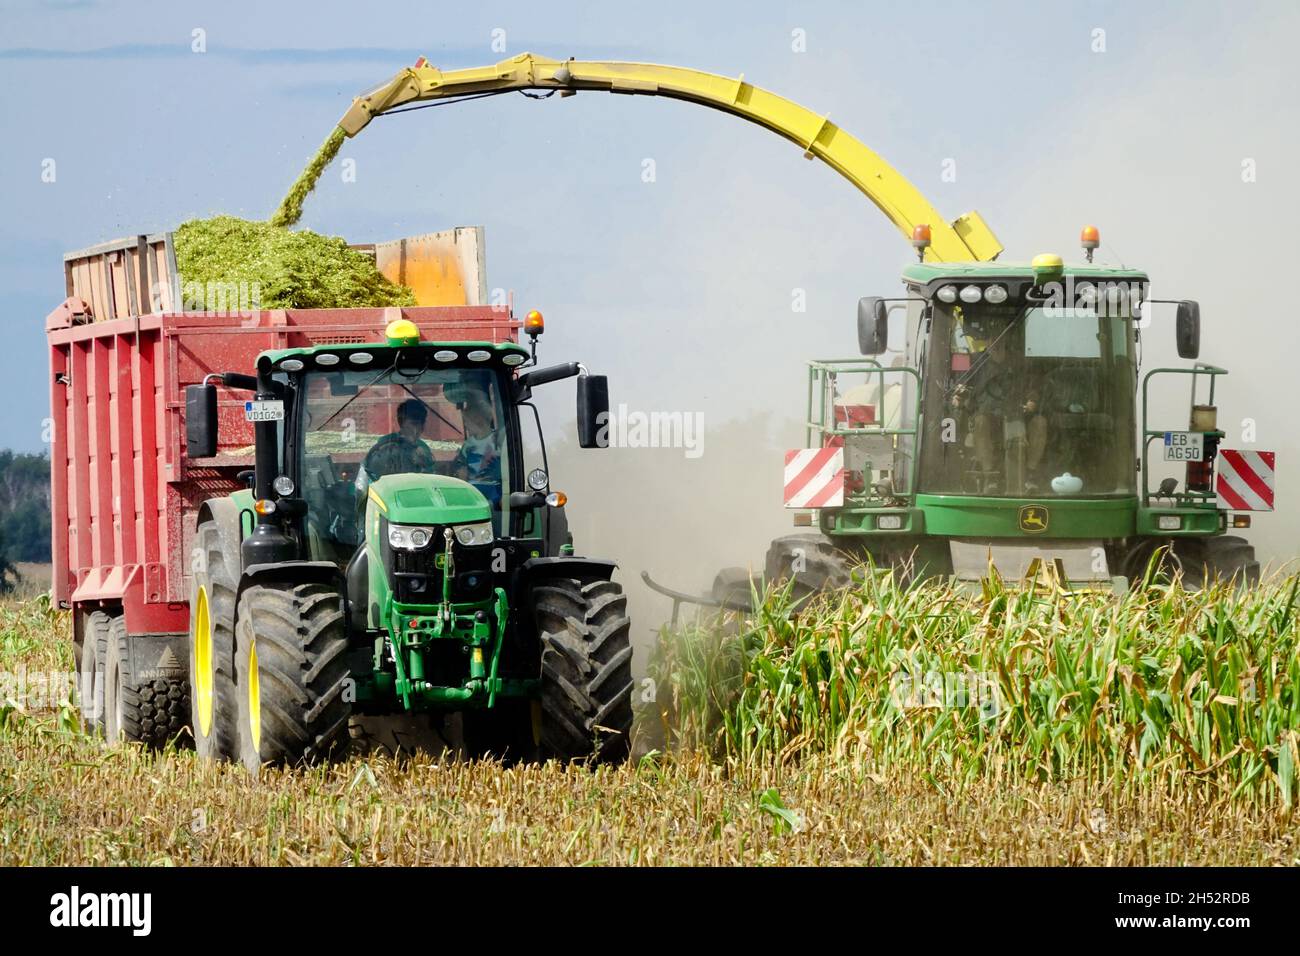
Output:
(532, 579), (634, 763)
(104, 615), (190, 748)
(234, 582), (351, 773)
(1170, 535), (1261, 589)
(189, 517), (240, 761)
(77, 609), (113, 735)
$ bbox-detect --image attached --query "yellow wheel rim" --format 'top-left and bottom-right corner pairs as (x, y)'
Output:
(247, 637), (261, 752)
(194, 587), (213, 737)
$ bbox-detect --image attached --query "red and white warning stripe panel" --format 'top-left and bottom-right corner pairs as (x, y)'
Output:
(784, 447), (845, 509)
(1216, 449), (1275, 511)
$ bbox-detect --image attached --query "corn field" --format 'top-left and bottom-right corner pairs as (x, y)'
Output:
(1, 573), (1297, 865)
(647, 568), (1300, 807)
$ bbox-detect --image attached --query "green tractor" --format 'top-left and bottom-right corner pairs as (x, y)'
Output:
(184, 316), (633, 771)
(682, 237), (1266, 609)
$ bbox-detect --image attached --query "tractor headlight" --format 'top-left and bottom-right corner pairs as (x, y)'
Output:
(876, 514), (904, 530)
(455, 521), (494, 546)
(388, 525), (436, 550)
(1157, 515), (1182, 531)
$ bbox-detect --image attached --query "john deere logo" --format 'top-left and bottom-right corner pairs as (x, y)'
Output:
(1019, 505), (1049, 533)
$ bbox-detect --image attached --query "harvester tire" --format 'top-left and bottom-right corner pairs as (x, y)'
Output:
(764, 534), (855, 603)
(1171, 535), (1261, 589)
(189, 517), (240, 762)
(104, 615), (190, 748)
(532, 578), (634, 763)
(712, 567), (761, 610)
(77, 609), (113, 735)
(234, 582), (351, 773)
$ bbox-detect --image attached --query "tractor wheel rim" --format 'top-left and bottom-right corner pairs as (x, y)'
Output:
(248, 638), (261, 753)
(194, 587), (213, 737)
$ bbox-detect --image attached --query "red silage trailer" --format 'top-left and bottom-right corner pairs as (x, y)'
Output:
(47, 231), (516, 730)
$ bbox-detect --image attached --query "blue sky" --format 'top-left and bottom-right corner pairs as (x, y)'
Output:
(2, 0), (1297, 579)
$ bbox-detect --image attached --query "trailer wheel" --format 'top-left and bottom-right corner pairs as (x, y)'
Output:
(234, 582), (351, 773)
(103, 616), (190, 748)
(764, 534), (855, 603)
(190, 518), (240, 761)
(77, 610), (113, 735)
(532, 579), (634, 763)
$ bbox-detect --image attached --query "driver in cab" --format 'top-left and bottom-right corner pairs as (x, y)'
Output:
(355, 398), (436, 496)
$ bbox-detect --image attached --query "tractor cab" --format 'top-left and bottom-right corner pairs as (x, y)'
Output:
(899, 256), (1146, 501)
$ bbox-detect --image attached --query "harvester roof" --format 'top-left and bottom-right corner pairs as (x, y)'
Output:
(902, 260), (1148, 284)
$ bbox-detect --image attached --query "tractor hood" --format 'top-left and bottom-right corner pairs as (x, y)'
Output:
(369, 473), (490, 526)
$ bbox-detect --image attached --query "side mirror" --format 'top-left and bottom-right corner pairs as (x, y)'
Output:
(1175, 300), (1200, 359)
(857, 297), (890, 355)
(185, 384), (218, 458)
(576, 374), (609, 449)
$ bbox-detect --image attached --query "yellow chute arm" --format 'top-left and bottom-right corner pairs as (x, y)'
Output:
(337, 53), (1001, 263)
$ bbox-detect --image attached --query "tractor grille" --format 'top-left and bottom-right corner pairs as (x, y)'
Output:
(390, 539), (494, 604)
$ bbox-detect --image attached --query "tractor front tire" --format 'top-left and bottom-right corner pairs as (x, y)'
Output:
(190, 517), (241, 761)
(104, 615), (190, 748)
(77, 609), (113, 735)
(532, 579), (634, 764)
(234, 582), (351, 774)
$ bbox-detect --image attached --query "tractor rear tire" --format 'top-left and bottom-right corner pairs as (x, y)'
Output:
(234, 582), (351, 773)
(532, 579), (634, 764)
(104, 615), (190, 748)
(1171, 535), (1261, 589)
(764, 534), (855, 603)
(77, 609), (113, 735)
(189, 517), (241, 761)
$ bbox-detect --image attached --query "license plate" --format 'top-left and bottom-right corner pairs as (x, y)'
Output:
(244, 400), (285, 423)
(1162, 431), (1204, 461)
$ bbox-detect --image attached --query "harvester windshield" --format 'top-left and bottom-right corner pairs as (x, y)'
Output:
(297, 365), (512, 560)
(921, 302), (1137, 497)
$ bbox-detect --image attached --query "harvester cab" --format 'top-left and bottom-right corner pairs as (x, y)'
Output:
(761, 229), (1266, 597)
(184, 315), (634, 771)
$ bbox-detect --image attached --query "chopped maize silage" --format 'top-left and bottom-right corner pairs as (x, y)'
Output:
(270, 127), (347, 228)
(174, 216), (416, 309)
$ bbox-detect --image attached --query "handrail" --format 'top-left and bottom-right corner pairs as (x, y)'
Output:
(1139, 364), (1228, 507)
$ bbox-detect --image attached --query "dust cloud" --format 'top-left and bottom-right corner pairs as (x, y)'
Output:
(542, 412), (798, 662)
